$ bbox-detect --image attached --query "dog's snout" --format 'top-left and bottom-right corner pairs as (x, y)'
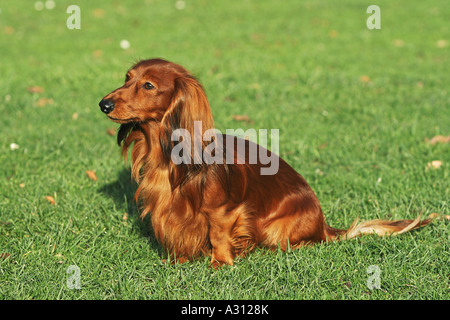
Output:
(99, 99), (115, 114)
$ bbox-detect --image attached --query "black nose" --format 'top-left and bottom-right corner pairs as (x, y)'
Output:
(99, 99), (115, 114)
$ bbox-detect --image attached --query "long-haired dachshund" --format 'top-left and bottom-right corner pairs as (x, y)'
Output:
(99, 58), (434, 267)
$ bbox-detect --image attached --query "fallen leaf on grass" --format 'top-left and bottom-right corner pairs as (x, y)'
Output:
(426, 160), (443, 170)
(328, 30), (338, 38)
(92, 8), (105, 18)
(45, 196), (56, 205)
(436, 40), (448, 48)
(36, 98), (54, 107)
(106, 128), (116, 136)
(0, 253), (11, 260)
(425, 135), (450, 145)
(92, 49), (103, 58)
(27, 86), (44, 93)
(86, 170), (98, 181)
(232, 115), (254, 124)
(359, 75), (371, 83)
(392, 39), (405, 47)
(4, 26), (15, 35)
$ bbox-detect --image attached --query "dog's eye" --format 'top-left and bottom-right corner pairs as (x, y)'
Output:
(125, 74), (130, 82)
(143, 82), (155, 90)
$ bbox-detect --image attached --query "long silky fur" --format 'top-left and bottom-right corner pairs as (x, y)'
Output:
(102, 58), (441, 266)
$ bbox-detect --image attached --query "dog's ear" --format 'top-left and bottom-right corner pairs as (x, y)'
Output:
(159, 75), (215, 195)
(160, 75), (214, 165)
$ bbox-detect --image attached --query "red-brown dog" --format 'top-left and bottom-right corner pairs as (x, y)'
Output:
(99, 58), (432, 267)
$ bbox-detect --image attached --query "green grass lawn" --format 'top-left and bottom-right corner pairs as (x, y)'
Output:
(0, 0), (448, 300)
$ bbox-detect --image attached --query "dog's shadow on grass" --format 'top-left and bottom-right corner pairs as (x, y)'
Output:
(98, 169), (163, 256)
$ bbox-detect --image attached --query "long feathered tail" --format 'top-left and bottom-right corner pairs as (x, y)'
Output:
(325, 213), (448, 241)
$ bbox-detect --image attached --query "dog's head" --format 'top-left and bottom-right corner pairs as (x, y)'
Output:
(99, 58), (214, 164)
(99, 58), (185, 123)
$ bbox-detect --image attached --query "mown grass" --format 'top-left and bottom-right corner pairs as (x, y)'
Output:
(0, 0), (448, 300)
